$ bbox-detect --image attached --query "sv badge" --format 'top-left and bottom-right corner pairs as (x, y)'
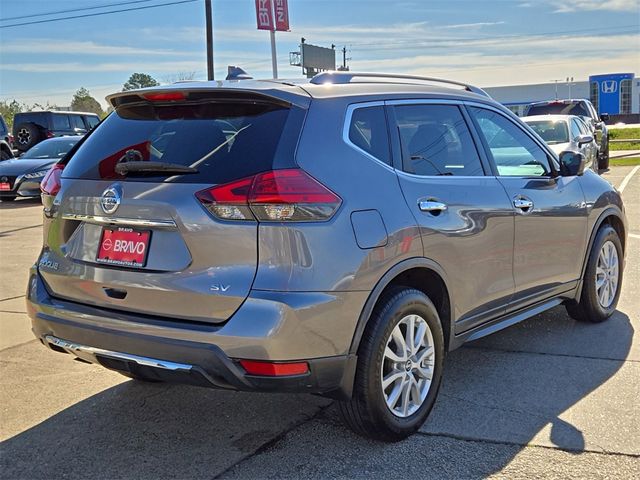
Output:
(210, 284), (231, 292)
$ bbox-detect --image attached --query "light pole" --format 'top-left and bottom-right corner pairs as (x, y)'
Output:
(566, 76), (574, 98)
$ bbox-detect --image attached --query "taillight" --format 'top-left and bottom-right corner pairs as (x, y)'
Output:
(239, 359), (309, 376)
(46, 131), (55, 138)
(196, 169), (341, 222)
(40, 163), (64, 196)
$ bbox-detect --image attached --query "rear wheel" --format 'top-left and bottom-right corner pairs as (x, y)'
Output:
(566, 225), (622, 322)
(338, 287), (445, 441)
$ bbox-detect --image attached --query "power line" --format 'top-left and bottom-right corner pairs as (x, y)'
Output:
(0, 0), (155, 22)
(0, 0), (199, 29)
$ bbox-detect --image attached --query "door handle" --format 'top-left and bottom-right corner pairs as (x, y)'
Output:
(418, 200), (447, 214)
(513, 196), (534, 214)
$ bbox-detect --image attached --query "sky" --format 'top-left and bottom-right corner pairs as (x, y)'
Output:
(1, 0), (639, 109)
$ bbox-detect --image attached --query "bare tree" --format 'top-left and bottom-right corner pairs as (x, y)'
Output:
(163, 71), (197, 84)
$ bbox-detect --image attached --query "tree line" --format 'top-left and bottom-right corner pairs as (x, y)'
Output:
(0, 72), (195, 129)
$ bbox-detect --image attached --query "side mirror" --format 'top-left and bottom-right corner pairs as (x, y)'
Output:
(577, 134), (593, 146)
(600, 113), (610, 122)
(559, 151), (586, 177)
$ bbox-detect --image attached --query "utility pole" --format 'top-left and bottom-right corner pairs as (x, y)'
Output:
(342, 46), (347, 69)
(205, 0), (214, 80)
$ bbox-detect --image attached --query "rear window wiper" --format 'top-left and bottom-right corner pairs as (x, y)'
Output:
(115, 161), (198, 176)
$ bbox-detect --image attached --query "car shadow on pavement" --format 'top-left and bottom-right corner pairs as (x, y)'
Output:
(0, 198), (41, 209)
(0, 308), (634, 479)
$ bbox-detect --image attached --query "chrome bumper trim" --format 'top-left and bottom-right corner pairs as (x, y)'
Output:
(61, 213), (176, 229)
(44, 335), (193, 371)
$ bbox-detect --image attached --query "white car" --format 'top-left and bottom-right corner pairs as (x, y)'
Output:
(522, 114), (599, 173)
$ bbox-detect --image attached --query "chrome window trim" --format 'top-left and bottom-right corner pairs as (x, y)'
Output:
(342, 101), (395, 173)
(61, 213), (177, 229)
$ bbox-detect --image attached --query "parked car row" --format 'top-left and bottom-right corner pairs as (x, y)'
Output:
(0, 110), (99, 202)
(524, 99), (609, 170)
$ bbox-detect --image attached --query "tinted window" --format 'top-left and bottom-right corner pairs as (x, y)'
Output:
(527, 101), (590, 118)
(63, 101), (303, 184)
(85, 116), (100, 128)
(470, 107), (551, 177)
(22, 138), (80, 159)
(52, 114), (71, 130)
(393, 104), (483, 176)
(525, 120), (569, 145)
(348, 106), (390, 165)
(70, 115), (85, 130)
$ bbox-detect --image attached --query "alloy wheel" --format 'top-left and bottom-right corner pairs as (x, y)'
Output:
(380, 314), (435, 418)
(595, 240), (619, 308)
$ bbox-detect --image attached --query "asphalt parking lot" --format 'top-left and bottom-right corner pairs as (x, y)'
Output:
(1, 167), (638, 479)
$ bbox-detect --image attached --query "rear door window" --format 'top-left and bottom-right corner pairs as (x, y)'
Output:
(392, 104), (484, 176)
(52, 114), (71, 131)
(70, 115), (86, 130)
(63, 100), (304, 184)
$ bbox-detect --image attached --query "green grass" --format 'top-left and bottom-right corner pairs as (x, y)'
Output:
(608, 127), (640, 140)
(610, 157), (640, 166)
(610, 141), (640, 151)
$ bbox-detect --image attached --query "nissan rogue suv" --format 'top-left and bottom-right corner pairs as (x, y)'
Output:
(28, 73), (627, 441)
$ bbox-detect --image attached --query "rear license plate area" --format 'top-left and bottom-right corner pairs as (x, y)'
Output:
(96, 227), (151, 267)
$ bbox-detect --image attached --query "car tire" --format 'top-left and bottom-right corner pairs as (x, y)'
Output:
(598, 143), (610, 171)
(14, 122), (43, 152)
(566, 225), (623, 323)
(338, 287), (445, 441)
(0, 196), (16, 202)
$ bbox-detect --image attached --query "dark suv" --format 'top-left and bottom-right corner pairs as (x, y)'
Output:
(12, 110), (100, 152)
(28, 73), (627, 441)
(525, 99), (610, 169)
(0, 114), (14, 160)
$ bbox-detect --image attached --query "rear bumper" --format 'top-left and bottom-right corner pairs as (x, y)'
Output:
(26, 268), (363, 398)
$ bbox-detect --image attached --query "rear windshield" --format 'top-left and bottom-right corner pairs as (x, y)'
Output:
(526, 102), (590, 118)
(63, 100), (303, 184)
(525, 120), (569, 145)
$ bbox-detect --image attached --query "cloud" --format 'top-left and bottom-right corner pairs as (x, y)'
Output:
(0, 40), (191, 56)
(547, 0), (639, 12)
(440, 21), (506, 29)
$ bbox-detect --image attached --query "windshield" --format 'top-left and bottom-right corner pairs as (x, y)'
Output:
(527, 102), (590, 118)
(63, 100), (302, 184)
(525, 120), (569, 145)
(23, 138), (80, 159)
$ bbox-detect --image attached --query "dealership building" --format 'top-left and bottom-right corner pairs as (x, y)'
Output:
(484, 72), (639, 118)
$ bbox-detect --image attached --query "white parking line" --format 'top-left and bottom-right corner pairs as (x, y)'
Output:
(618, 165), (640, 193)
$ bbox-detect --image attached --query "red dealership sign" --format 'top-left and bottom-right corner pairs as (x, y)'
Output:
(255, 0), (274, 30)
(255, 0), (289, 32)
(274, 0), (289, 31)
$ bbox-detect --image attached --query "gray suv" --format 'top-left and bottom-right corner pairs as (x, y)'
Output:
(27, 72), (627, 441)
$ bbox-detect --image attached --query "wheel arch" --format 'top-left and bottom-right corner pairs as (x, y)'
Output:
(349, 257), (454, 356)
(575, 206), (626, 302)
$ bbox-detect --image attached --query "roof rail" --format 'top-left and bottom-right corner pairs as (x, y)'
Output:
(310, 71), (490, 98)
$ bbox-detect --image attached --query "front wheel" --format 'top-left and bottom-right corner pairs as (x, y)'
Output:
(566, 225), (623, 322)
(598, 143), (610, 170)
(338, 288), (445, 441)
